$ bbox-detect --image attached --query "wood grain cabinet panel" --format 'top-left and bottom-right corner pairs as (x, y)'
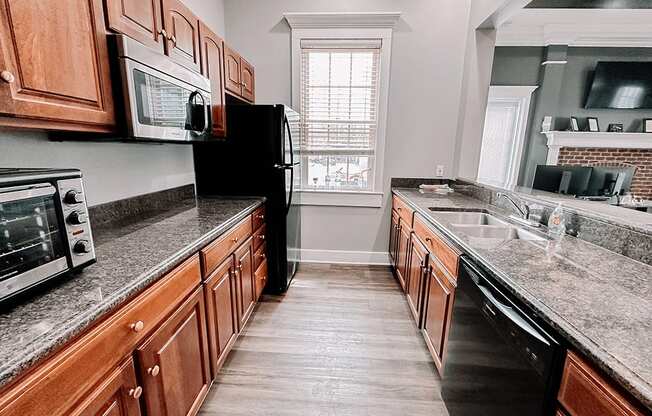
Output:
(422, 257), (456, 374)
(70, 359), (142, 416)
(413, 215), (460, 278)
(234, 238), (256, 329)
(406, 235), (428, 326)
(252, 206), (265, 231)
(254, 260), (267, 301)
(161, 0), (200, 72)
(395, 220), (411, 292)
(240, 57), (255, 102)
(198, 21), (226, 137)
(105, 0), (164, 52)
(200, 216), (252, 277)
(558, 351), (645, 416)
(392, 195), (414, 226)
(389, 210), (399, 267)
(136, 288), (211, 416)
(224, 45), (242, 96)
(0, 0), (115, 131)
(204, 256), (238, 376)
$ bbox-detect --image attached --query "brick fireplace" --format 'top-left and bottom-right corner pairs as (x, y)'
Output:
(544, 131), (652, 200)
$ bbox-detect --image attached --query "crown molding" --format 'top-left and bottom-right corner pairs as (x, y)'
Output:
(498, 23), (652, 47)
(283, 12), (401, 29)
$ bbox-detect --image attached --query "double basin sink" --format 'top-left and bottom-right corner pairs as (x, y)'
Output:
(428, 209), (546, 241)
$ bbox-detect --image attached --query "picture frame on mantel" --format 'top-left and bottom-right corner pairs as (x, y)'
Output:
(644, 118), (652, 133)
(569, 116), (580, 132)
(587, 117), (599, 132)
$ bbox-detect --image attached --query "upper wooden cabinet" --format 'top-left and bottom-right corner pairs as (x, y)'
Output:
(0, 0), (116, 132)
(224, 45), (255, 103)
(161, 0), (201, 72)
(105, 0), (165, 52)
(136, 287), (211, 416)
(199, 22), (227, 137)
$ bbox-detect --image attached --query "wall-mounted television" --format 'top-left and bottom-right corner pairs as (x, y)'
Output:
(585, 62), (652, 109)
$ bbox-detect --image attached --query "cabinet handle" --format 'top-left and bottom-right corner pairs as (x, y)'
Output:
(169, 35), (177, 45)
(258, 253), (266, 259)
(128, 386), (143, 399)
(159, 29), (168, 38)
(147, 365), (160, 377)
(425, 237), (432, 244)
(231, 237), (239, 244)
(255, 214), (264, 220)
(238, 263), (243, 271)
(1, 70), (15, 84)
(397, 207), (402, 211)
(129, 320), (144, 332)
(257, 234), (265, 240)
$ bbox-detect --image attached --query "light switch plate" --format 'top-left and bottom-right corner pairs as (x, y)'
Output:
(436, 165), (445, 177)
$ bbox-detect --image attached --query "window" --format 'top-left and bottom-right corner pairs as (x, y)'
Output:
(300, 40), (381, 192)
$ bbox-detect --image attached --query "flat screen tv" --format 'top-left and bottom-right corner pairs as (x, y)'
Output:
(585, 62), (652, 109)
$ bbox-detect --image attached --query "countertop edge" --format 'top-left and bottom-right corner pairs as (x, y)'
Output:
(391, 188), (652, 410)
(0, 198), (264, 391)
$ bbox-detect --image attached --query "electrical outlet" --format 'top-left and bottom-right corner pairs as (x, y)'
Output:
(435, 165), (445, 177)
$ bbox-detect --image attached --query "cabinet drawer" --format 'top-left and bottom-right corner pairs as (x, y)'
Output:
(392, 195), (414, 226)
(0, 255), (201, 416)
(252, 206), (265, 231)
(253, 224), (266, 251)
(201, 216), (253, 276)
(558, 351), (644, 416)
(413, 215), (460, 278)
(254, 243), (266, 271)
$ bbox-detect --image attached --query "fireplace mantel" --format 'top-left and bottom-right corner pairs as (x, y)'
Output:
(544, 131), (652, 164)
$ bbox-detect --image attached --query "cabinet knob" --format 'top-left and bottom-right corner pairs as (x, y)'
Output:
(257, 234), (265, 240)
(169, 35), (177, 44)
(231, 237), (239, 244)
(258, 253), (266, 259)
(1, 70), (14, 84)
(129, 386), (143, 399)
(397, 207), (402, 211)
(147, 365), (160, 377)
(425, 237), (432, 243)
(159, 29), (168, 38)
(255, 214), (264, 220)
(130, 320), (144, 332)
(238, 263), (243, 271)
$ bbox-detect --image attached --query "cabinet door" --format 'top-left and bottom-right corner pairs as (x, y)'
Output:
(136, 288), (211, 416)
(105, 0), (164, 52)
(224, 45), (242, 96)
(240, 58), (255, 102)
(204, 255), (238, 376)
(234, 238), (256, 329)
(395, 221), (411, 292)
(0, 0), (115, 131)
(161, 0), (200, 72)
(406, 235), (428, 326)
(389, 210), (399, 267)
(422, 257), (456, 372)
(71, 359), (142, 416)
(198, 22), (226, 137)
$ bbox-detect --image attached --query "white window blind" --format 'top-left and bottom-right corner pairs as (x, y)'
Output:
(300, 39), (381, 191)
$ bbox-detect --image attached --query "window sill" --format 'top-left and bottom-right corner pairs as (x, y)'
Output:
(296, 190), (384, 207)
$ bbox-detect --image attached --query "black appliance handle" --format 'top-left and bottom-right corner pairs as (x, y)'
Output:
(284, 115), (294, 166)
(286, 167), (294, 215)
(186, 90), (209, 134)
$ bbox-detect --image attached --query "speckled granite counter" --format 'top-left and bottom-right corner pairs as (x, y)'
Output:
(0, 196), (263, 390)
(393, 188), (652, 410)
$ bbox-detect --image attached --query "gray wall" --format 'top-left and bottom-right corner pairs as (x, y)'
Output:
(0, 0), (225, 207)
(491, 46), (652, 187)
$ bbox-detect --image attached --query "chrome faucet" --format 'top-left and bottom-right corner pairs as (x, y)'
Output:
(496, 192), (541, 228)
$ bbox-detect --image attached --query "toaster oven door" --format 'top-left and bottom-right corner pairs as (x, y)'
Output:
(0, 184), (68, 300)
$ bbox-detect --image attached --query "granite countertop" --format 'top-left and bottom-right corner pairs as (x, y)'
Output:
(393, 188), (652, 410)
(0, 196), (264, 390)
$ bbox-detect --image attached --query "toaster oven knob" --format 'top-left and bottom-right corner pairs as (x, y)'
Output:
(73, 240), (92, 254)
(68, 210), (88, 225)
(64, 190), (84, 204)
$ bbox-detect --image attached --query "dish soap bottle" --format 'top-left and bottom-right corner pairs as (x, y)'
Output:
(547, 203), (566, 239)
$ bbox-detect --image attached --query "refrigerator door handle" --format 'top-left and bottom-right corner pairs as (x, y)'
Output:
(286, 167), (294, 215)
(284, 115), (295, 166)
(274, 162), (299, 169)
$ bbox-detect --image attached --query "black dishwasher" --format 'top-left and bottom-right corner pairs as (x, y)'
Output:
(441, 256), (563, 416)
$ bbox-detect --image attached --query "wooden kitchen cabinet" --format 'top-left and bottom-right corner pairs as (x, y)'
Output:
(224, 45), (255, 103)
(234, 237), (256, 329)
(199, 22), (227, 137)
(422, 256), (456, 373)
(161, 0), (201, 72)
(396, 219), (411, 292)
(240, 58), (255, 102)
(406, 234), (428, 326)
(389, 210), (399, 267)
(136, 287), (211, 416)
(70, 359), (142, 416)
(0, 0), (116, 132)
(105, 0), (165, 52)
(204, 256), (239, 376)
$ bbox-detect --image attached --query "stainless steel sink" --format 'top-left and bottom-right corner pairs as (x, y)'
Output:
(451, 224), (545, 241)
(431, 211), (509, 226)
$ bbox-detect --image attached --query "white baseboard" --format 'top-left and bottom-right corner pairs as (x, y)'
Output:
(298, 249), (391, 265)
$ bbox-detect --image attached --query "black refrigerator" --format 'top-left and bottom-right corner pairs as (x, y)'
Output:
(193, 104), (301, 293)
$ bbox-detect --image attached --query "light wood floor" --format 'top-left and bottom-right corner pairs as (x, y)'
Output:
(198, 263), (449, 416)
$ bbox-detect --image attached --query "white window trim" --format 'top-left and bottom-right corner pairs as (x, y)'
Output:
(286, 12), (399, 207)
(478, 85), (537, 190)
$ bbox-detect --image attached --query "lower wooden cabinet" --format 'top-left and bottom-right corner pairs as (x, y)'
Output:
(422, 255), (456, 373)
(204, 255), (239, 376)
(395, 220), (411, 292)
(255, 260), (268, 301)
(70, 358), (142, 416)
(406, 234), (428, 325)
(234, 238), (256, 329)
(136, 288), (211, 416)
(389, 210), (399, 266)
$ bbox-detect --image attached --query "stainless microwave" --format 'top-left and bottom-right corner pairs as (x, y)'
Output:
(0, 168), (96, 302)
(114, 35), (212, 142)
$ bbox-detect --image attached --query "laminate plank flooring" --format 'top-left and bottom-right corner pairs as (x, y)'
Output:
(198, 263), (448, 416)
